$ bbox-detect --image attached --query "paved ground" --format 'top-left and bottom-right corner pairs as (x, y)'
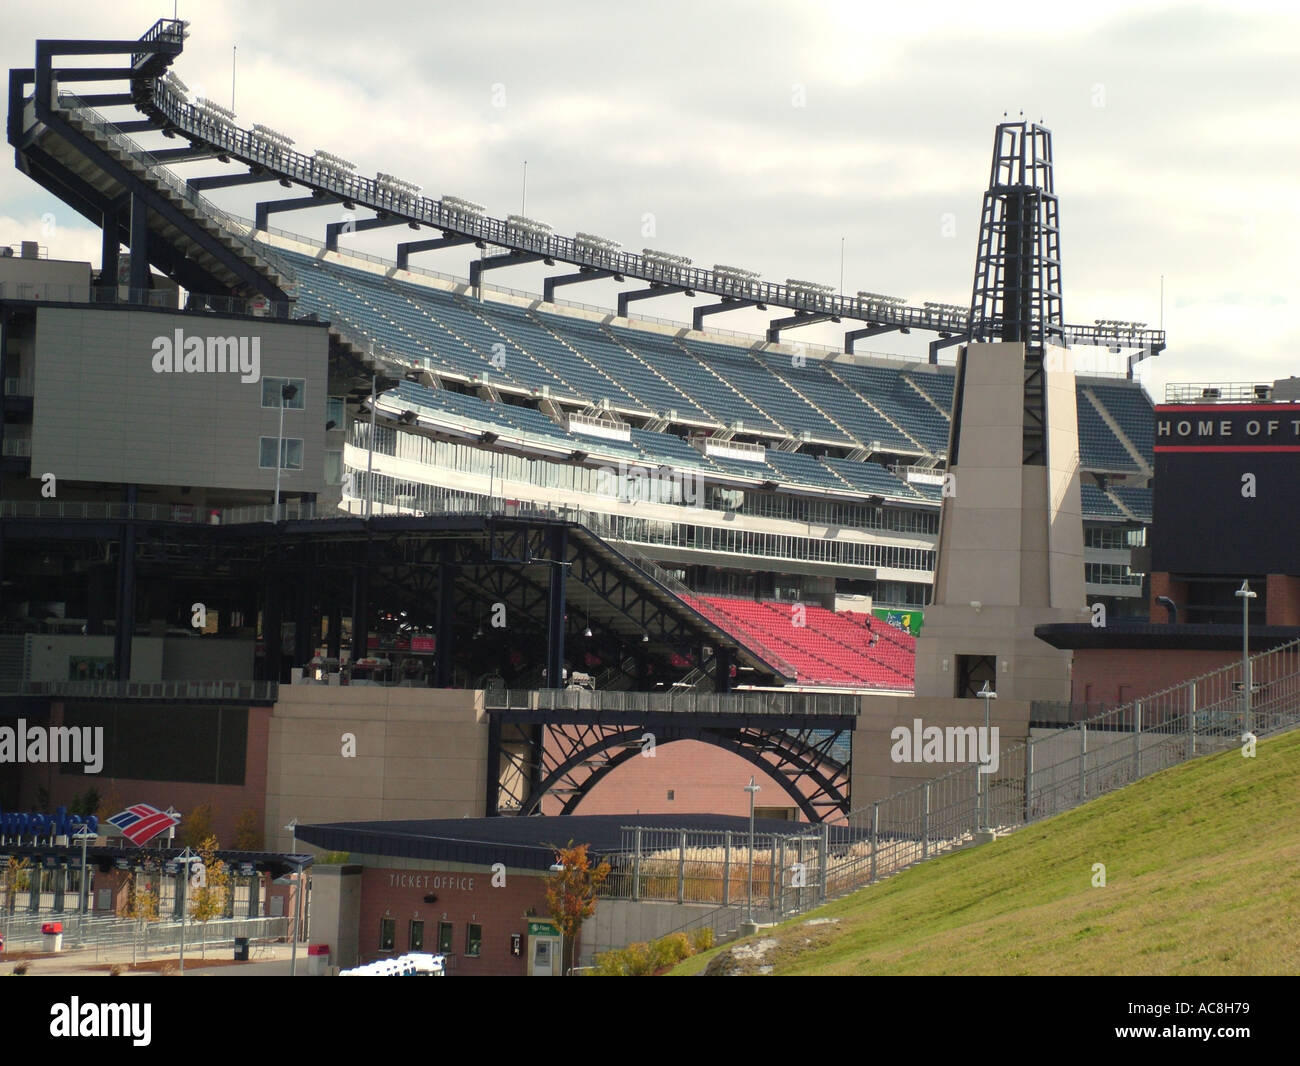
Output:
(1, 942), (319, 976)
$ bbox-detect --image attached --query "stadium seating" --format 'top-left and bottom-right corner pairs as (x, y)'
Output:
(695, 595), (914, 689)
(288, 251), (1158, 491)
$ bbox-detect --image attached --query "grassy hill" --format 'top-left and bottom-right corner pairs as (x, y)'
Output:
(672, 728), (1300, 975)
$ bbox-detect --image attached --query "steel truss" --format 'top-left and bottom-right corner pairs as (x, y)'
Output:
(491, 716), (851, 822)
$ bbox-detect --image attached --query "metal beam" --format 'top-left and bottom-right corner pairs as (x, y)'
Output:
(469, 251), (545, 292)
(693, 299), (759, 332)
(128, 191), (149, 291)
(927, 333), (965, 364)
(112, 119), (160, 134)
(325, 215), (407, 252)
(617, 285), (687, 318)
(844, 323), (900, 354)
(255, 193), (339, 232)
(72, 93), (135, 107)
(188, 170), (278, 191)
(151, 144), (223, 165)
(768, 311), (836, 345)
(396, 234), (476, 270)
(543, 268), (618, 304)
(47, 67), (138, 82)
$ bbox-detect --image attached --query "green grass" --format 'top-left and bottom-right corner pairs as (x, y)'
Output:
(672, 728), (1300, 975)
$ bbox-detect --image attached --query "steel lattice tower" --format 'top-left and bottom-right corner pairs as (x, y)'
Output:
(967, 122), (1063, 466)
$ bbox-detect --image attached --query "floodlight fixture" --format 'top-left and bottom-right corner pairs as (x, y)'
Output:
(377, 172), (422, 197)
(714, 264), (761, 282)
(575, 231), (621, 253)
(786, 278), (835, 295)
(506, 214), (553, 238)
(253, 123), (295, 147)
(858, 291), (907, 306)
(642, 248), (692, 268)
(442, 195), (486, 216)
(163, 71), (188, 96)
(313, 149), (356, 172)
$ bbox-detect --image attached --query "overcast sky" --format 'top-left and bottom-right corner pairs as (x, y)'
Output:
(3, 0), (1298, 400)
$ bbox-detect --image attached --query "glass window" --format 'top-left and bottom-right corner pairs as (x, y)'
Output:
(259, 437), (303, 470)
(466, 923), (482, 958)
(437, 921), (454, 954)
(409, 919), (424, 952)
(261, 376), (306, 410)
(325, 450), (342, 485)
(379, 917), (395, 952)
(326, 395), (345, 426)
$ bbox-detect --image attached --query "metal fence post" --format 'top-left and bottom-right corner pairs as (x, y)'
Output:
(1078, 722), (1088, 804)
(768, 836), (777, 909)
(819, 822), (830, 904)
(1188, 680), (1197, 756)
(870, 803), (879, 883)
(723, 831), (731, 906)
(676, 829), (686, 905)
(1023, 740), (1034, 823)
(1134, 699), (1142, 779)
(922, 782), (930, 859)
(632, 827), (642, 902)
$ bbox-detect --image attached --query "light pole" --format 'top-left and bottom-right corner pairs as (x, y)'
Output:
(1235, 580), (1257, 734)
(174, 846), (201, 974)
(273, 381), (298, 522)
(743, 777), (760, 922)
(284, 819), (300, 975)
(977, 680), (997, 831)
(73, 825), (95, 920)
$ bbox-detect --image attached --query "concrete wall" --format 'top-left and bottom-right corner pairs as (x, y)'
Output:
(915, 343), (1081, 703)
(850, 692), (1032, 808)
(308, 863), (364, 969)
(579, 899), (731, 966)
(0, 254), (90, 297)
(31, 307), (328, 495)
(264, 686), (488, 852)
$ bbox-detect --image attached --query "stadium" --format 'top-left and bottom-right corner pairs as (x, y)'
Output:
(0, 14), (1296, 979)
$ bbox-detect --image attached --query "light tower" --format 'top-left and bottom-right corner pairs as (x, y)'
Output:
(913, 121), (1083, 705)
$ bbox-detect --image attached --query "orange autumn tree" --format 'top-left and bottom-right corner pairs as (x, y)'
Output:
(544, 841), (610, 976)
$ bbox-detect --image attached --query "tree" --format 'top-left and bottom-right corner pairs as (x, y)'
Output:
(3, 856), (32, 914)
(544, 841), (610, 977)
(123, 865), (160, 923)
(178, 803), (215, 849)
(233, 808), (263, 851)
(188, 835), (232, 957)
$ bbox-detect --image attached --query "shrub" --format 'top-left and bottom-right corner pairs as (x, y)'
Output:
(692, 927), (715, 952)
(651, 932), (692, 970)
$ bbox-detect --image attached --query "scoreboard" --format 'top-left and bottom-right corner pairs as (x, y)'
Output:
(1152, 404), (1300, 576)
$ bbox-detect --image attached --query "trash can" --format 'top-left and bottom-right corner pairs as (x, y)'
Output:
(41, 921), (63, 953)
(233, 937), (250, 961)
(306, 943), (330, 975)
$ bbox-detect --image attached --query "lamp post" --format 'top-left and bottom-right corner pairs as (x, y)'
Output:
(1235, 580), (1257, 734)
(977, 680), (997, 831)
(174, 846), (201, 975)
(743, 776), (760, 922)
(73, 825), (96, 919)
(284, 818), (300, 975)
(273, 381), (298, 522)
